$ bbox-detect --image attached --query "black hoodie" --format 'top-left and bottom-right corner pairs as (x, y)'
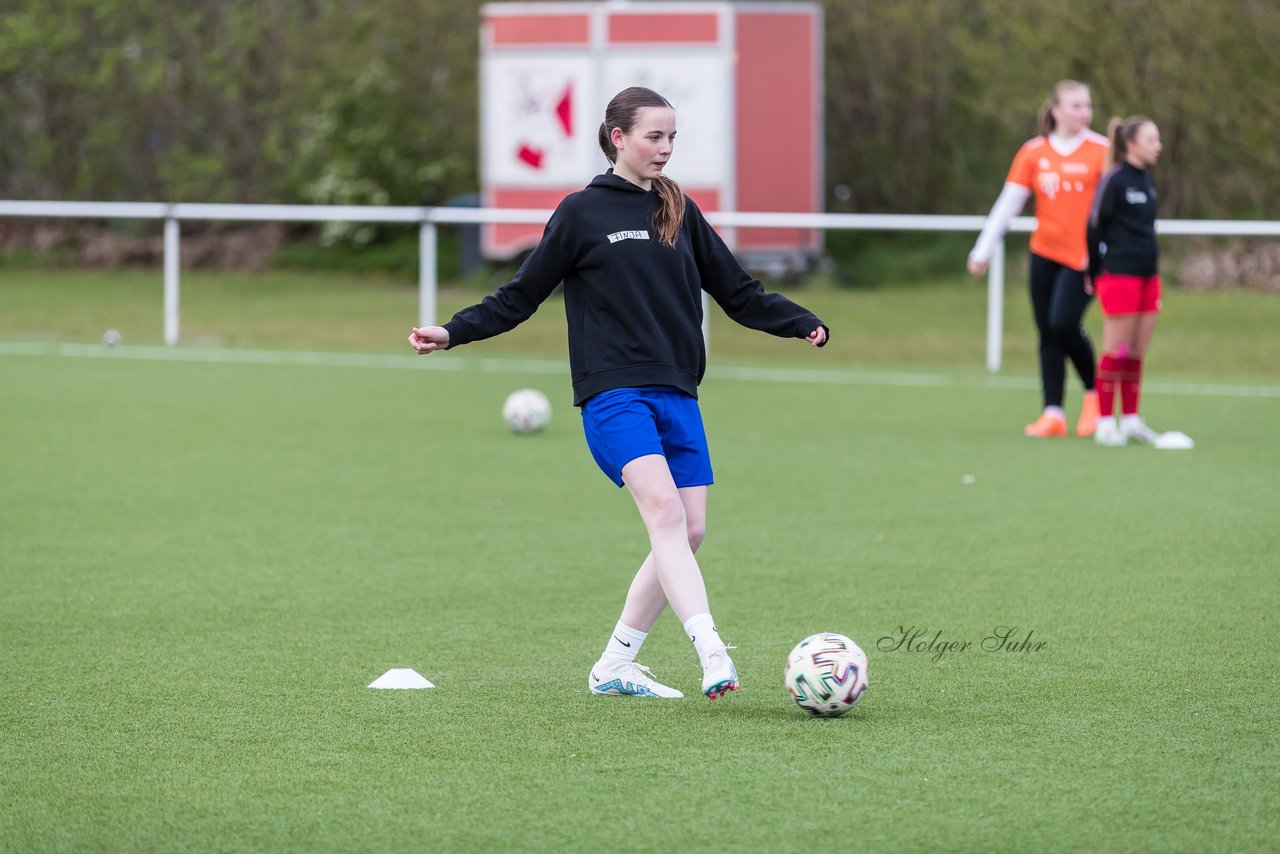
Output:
(1087, 160), (1159, 280)
(443, 171), (827, 406)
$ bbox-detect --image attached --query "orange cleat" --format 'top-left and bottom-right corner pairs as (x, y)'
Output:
(1024, 412), (1068, 438)
(1076, 392), (1100, 438)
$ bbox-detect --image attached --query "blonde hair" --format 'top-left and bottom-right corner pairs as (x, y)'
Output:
(1106, 115), (1154, 167)
(1037, 80), (1089, 136)
(597, 87), (686, 248)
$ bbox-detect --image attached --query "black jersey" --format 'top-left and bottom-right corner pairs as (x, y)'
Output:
(444, 171), (827, 406)
(1087, 161), (1159, 278)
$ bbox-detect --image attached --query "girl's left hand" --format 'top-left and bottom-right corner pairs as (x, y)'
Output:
(807, 326), (828, 347)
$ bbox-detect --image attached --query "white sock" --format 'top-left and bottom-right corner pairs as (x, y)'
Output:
(1044, 406), (1065, 420)
(1120, 414), (1142, 431)
(600, 622), (646, 666)
(681, 612), (725, 661)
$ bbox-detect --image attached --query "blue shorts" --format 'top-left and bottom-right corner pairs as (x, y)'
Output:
(581, 387), (714, 488)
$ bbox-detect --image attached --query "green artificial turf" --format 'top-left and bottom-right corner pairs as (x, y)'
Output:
(1, 349), (1277, 851)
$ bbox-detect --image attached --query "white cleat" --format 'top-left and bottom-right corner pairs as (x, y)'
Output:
(589, 660), (684, 699)
(700, 647), (739, 700)
(1094, 417), (1127, 447)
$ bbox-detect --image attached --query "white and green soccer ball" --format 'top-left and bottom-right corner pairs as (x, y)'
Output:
(784, 632), (868, 717)
(502, 389), (552, 434)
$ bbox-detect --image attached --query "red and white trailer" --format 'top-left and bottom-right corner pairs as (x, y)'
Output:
(480, 1), (823, 272)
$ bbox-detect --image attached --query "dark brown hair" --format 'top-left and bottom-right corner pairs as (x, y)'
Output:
(1037, 80), (1090, 136)
(1106, 115), (1154, 168)
(598, 87), (685, 248)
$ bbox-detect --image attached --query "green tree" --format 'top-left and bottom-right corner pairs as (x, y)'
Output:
(0, 0), (1276, 222)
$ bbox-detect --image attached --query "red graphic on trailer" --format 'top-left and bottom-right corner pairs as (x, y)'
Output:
(514, 82), (573, 171)
(516, 144), (545, 169)
(555, 83), (572, 135)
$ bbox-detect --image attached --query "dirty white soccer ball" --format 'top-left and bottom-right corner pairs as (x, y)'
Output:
(784, 632), (868, 717)
(502, 389), (552, 434)
(102, 329), (122, 347)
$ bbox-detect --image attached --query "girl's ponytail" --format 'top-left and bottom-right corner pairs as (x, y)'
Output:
(1105, 116), (1124, 167)
(651, 174), (686, 249)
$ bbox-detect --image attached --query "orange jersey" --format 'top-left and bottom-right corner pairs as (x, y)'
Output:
(1007, 131), (1110, 269)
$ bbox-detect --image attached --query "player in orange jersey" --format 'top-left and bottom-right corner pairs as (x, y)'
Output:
(969, 81), (1110, 438)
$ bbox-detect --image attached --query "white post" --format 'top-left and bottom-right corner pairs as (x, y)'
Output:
(985, 236), (1004, 373)
(702, 291), (711, 353)
(419, 221), (437, 329)
(163, 214), (180, 346)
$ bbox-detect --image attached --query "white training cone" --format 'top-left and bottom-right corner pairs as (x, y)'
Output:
(1154, 431), (1195, 450)
(369, 668), (435, 689)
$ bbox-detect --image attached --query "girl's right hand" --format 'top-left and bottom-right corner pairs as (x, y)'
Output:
(967, 258), (989, 277)
(409, 326), (450, 354)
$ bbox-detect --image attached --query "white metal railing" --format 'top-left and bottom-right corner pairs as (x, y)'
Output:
(1, 199), (1277, 372)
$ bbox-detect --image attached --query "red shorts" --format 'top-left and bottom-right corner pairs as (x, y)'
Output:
(1096, 273), (1162, 315)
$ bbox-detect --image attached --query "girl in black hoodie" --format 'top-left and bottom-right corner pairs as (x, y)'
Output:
(409, 87), (829, 700)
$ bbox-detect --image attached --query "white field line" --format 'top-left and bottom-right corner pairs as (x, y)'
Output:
(1, 341), (1278, 399)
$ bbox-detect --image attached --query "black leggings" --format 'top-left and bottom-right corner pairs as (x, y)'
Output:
(1029, 253), (1096, 408)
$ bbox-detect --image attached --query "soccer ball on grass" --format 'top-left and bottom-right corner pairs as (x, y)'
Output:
(502, 389), (552, 434)
(784, 632), (868, 717)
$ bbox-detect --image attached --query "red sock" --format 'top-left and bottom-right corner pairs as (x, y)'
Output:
(1119, 357), (1142, 416)
(1097, 354), (1120, 418)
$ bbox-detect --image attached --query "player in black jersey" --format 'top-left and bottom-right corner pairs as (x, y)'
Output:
(1087, 116), (1191, 449)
